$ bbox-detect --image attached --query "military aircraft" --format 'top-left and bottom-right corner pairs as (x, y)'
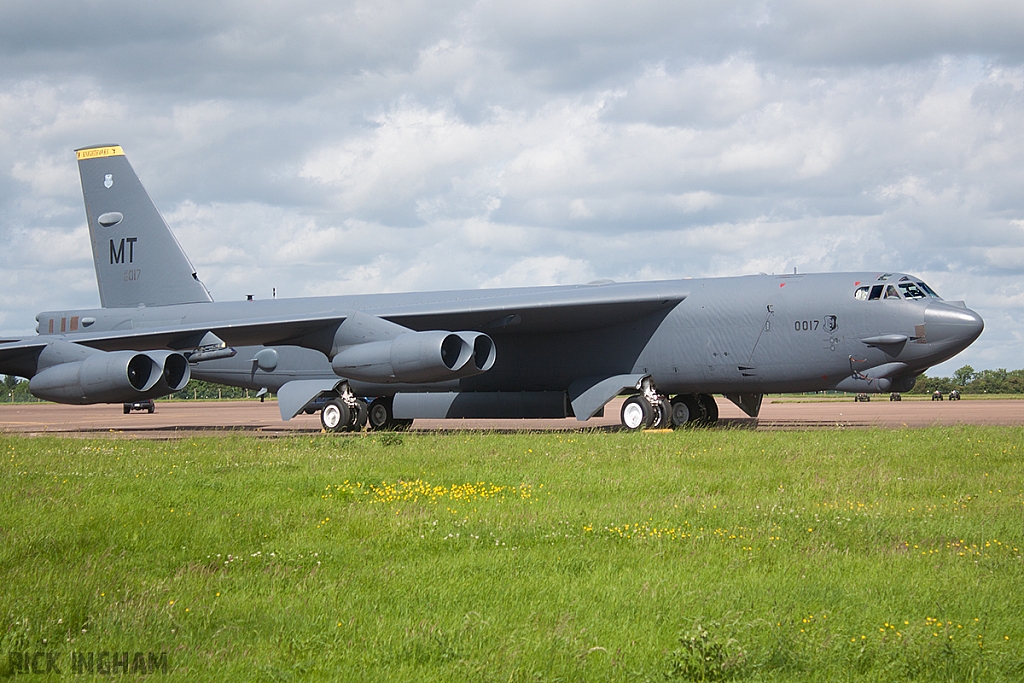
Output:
(0, 145), (984, 431)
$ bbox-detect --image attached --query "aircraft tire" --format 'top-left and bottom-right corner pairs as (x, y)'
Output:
(655, 398), (673, 428)
(321, 399), (350, 432)
(621, 395), (654, 430)
(698, 394), (719, 426)
(670, 397), (690, 427)
(351, 400), (368, 431)
(678, 394), (704, 426)
(368, 398), (394, 430)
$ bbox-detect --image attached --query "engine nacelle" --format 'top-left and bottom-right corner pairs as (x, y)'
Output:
(331, 330), (495, 383)
(889, 375), (918, 393)
(144, 350), (192, 395)
(29, 347), (190, 404)
(456, 332), (496, 374)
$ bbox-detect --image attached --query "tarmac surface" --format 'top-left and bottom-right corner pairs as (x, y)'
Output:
(0, 396), (1020, 438)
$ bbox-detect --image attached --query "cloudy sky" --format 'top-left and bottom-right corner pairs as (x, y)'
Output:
(1, 0), (1022, 374)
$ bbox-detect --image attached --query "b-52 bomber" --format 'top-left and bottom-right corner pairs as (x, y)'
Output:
(0, 145), (984, 431)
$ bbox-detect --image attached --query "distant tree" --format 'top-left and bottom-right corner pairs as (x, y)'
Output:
(171, 380), (254, 400)
(911, 366), (1024, 395)
(1, 375), (39, 403)
(952, 365), (976, 387)
(969, 368), (1010, 394)
(910, 374), (953, 395)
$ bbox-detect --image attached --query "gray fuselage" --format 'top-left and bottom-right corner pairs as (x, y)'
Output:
(37, 271), (982, 399)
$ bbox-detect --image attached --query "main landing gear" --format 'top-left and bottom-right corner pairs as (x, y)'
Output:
(620, 379), (719, 431)
(317, 391), (413, 433)
(367, 397), (413, 432)
(319, 390), (368, 433)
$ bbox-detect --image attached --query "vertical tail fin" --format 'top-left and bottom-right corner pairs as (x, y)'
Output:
(76, 144), (213, 308)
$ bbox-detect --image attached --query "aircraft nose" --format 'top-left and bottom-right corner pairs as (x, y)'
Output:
(923, 302), (984, 348)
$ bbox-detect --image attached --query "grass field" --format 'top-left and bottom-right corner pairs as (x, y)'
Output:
(1, 428), (1022, 681)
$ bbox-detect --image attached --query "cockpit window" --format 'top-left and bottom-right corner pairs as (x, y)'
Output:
(856, 278), (941, 301)
(898, 282), (927, 300)
(854, 285), (886, 300)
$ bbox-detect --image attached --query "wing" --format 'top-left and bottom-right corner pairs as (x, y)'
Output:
(0, 340), (49, 377)
(32, 280), (687, 354)
(376, 281), (686, 334)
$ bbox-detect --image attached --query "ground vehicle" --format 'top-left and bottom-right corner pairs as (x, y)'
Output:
(855, 393), (870, 402)
(890, 392), (901, 401)
(123, 399), (155, 414)
(949, 389), (961, 400)
(932, 390), (943, 401)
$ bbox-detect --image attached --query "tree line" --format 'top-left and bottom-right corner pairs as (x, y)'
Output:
(908, 366), (1024, 395)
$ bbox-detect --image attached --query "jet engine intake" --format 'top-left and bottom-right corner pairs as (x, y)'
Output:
(29, 347), (190, 404)
(331, 330), (495, 383)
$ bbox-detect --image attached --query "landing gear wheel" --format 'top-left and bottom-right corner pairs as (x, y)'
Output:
(654, 398), (672, 429)
(698, 394), (719, 426)
(350, 400), (368, 431)
(670, 397), (690, 427)
(368, 398), (394, 430)
(321, 399), (350, 432)
(621, 395), (655, 430)
(678, 394), (704, 426)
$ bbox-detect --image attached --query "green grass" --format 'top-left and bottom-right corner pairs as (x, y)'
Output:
(1, 428), (1023, 681)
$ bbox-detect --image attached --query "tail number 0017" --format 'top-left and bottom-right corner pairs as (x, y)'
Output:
(124, 269), (142, 281)
(794, 320), (819, 331)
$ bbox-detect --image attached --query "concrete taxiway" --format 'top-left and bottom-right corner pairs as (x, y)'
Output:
(0, 396), (1020, 438)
